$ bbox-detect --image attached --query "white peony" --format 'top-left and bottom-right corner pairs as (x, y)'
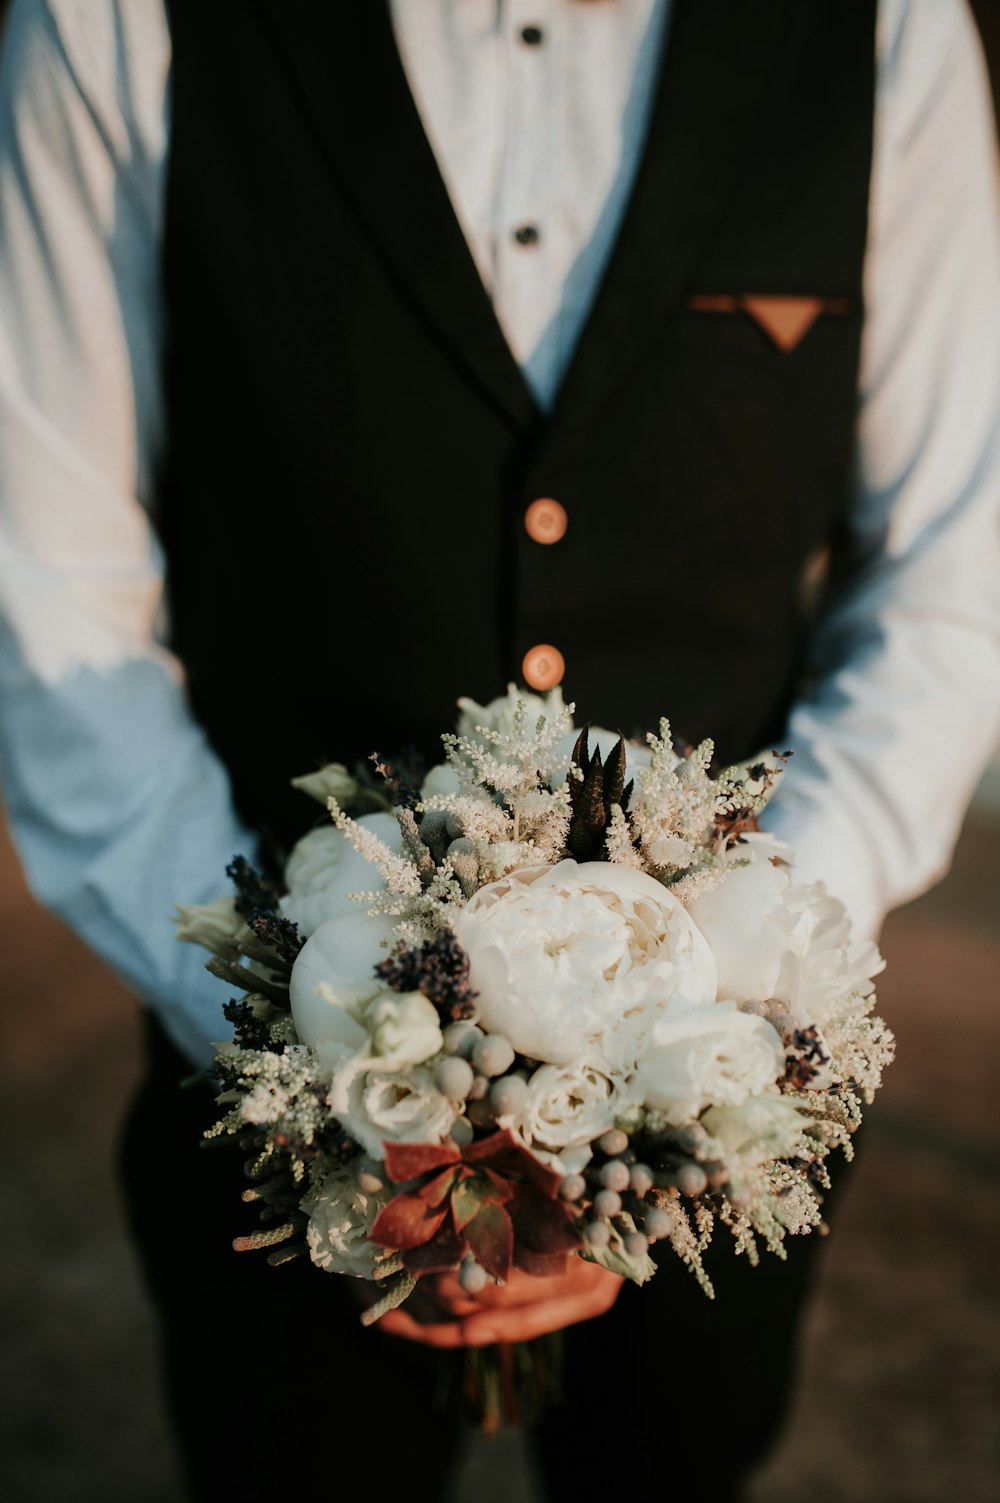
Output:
(631, 998), (785, 1124)
(453, 859), (717, 1066)
(289, 910), (399, 1049)
(685, 833), (809, 1002)
(303, 1163), (392, 1279)
(510, 1062), (638, 1171)
(280, 813), (404, 937)
(687, 833), (883, 1033)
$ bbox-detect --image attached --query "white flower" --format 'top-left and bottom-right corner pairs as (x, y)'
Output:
(686, 833), (807, 1004)
(421, 763), (463, 798)
(457, 682), (567, 744)
(289, 910), (399, 1048)
(331, 1063), (458, 1160)
(453, 860), (717, 1066)
(511, 1062), (637, 1166)
(280, 813), (404, 937)
(319, 990), (448, 1159)
(303, 1163), (392, 1279)
(173, 895), (250, 954)
(240, 1080), (291, 1125)
(686, 834), (882, 1035)
(631, 999), (785, 1124)
(702, 1095), (808, 1165)
(289, 762), (360, 809)
(364, 991), (444, 1074)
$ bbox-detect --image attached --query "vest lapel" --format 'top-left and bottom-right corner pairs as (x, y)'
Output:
(540, 0), (787, 464)
(253, 0), (539, 433)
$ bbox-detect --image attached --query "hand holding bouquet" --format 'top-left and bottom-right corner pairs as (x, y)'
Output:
(176, 686), (893, 1351)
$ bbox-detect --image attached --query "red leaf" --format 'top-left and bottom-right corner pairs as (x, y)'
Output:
(419, 1166), (462, 1209)
(383, 1141), (460, 1183)
(370, 1193), (447, 1250)
(463, 1128), (520, 1164)
(465, 1202), (514, 1281)
(508, 1182), (583, 1257)
(451, 1178), (483, 1235)
(464, 1129), (562, 1199)
(403, 1223), (466, 1274)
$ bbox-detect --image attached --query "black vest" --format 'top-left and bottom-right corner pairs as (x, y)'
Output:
(160, 1), (876, 860)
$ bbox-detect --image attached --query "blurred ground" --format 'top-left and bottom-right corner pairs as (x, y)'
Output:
(1, 797), (998, 1503)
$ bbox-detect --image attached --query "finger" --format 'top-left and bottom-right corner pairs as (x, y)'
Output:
(440, 1261), (617, 1311)
(459, 1282), (622, 1347)
(400, 1285), (480, 1323)
(374, 1309), (471, 1348)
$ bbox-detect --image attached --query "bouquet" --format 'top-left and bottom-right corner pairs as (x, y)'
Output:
(176, 686), (893, 1419)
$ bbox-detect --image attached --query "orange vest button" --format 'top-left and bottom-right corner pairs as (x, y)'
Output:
(522, 643), (565, 691)
(524, 497), (568, 544)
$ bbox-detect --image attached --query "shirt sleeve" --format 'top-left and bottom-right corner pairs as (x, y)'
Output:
(0, 0), (258, 1069)
(761, 0), (1000, 943)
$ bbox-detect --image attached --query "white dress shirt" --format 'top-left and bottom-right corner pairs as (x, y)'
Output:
(1, 0), (999, 1068)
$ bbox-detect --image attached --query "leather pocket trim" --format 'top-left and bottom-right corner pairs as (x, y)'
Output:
(685, 293), (853, 352)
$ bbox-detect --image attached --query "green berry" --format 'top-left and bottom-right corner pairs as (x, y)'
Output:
(443, 1021), (483, 1058)
(434, 1055), (475, 1100)
(472, 1034), (516, 1077)
(559, 1174), (587, 1202)
(489, 1073), (528, 1117)
(599, 1159), (630, 1193)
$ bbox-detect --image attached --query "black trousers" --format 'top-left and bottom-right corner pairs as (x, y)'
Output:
(117, 1016), (846, 1503)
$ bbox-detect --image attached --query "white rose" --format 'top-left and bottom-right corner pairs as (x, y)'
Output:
(702, 1095), (808, 1165)
(280, 813), (404, 937)
(332, 1063), (458, 1160)
(365, 991), (444, 1073)
(320, 990), (446, 1158)
(511, 1062), (637, 1163)
(631, 999), (785, 1124)
(453, 860), (717, 1066)
(289, 910), (399, 1048)
(303, 1163), (392, 1279)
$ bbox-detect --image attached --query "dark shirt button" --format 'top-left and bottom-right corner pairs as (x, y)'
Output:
(521, 25), (544, 46)
(513, 224), (540, 247)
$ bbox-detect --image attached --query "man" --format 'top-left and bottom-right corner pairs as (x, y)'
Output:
(2, 2), (999, 1500)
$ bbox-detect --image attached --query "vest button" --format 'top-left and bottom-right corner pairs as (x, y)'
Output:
(513, 224), (540, 247)
(522, 644), (565, 692)
(524, 497), (568, 545)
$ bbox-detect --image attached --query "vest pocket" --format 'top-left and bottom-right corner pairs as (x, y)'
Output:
(684, 294), (853, 353)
